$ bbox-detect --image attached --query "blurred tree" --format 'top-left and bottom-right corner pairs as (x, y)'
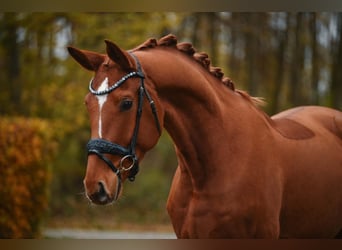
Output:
(310, 13), (319, 105)
(269, 13), (290, 114)
(0, 13), (21, 114)
(331, 13), (342, 109)
(289, 13), (306, 106)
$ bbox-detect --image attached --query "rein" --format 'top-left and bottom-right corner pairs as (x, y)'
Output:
(86, 53), (161, 201)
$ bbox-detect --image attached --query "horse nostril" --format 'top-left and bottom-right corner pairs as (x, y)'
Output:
(98, 181), (107, 197)
(97, 181), (109, 203)
(88, 181), (111, 204)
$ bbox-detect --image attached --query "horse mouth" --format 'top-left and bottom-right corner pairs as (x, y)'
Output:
(86, 181), (116, 205)
(88, 192), (114, 205)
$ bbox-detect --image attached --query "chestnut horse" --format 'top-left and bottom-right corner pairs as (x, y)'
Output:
(68, 34), (342, 238)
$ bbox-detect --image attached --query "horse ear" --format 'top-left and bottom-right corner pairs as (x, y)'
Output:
(67, 46), (105, 71)
(104, 39), (132, 71)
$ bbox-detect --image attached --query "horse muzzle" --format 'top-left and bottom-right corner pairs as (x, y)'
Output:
(86, 181), (112, 205)
(83, 155), (123, 205)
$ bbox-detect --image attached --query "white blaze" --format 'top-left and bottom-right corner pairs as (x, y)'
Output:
(96, 77), (109, 138)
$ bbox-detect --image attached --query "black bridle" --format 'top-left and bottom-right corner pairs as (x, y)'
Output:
(86, 53), (161, 200)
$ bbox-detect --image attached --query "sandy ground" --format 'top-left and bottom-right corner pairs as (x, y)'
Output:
(43, 228), (176, 239)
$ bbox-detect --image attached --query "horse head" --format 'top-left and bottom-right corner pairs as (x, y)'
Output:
(67, 40), (164, 205)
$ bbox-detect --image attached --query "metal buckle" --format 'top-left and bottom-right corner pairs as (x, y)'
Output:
(119, 155), (136, 172)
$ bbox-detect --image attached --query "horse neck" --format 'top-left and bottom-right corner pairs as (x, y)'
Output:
(137, 48), (271, 189)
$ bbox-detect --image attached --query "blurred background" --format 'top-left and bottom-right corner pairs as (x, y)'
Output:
(0, 12), (342, 238)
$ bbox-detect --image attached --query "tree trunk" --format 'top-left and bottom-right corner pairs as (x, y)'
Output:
(310, 13), (319, 105)
(289, 13), (305, 106)
(208, 13), (218, 66)
(244, 13), (259, 96)
(1, 13), (21, 115)
(330, 13), (342, 109)
(270, 13), (290, 114)
(227, 13), (240, 82)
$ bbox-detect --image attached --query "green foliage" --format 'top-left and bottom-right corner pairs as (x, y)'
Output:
(0, 117), (58, 238)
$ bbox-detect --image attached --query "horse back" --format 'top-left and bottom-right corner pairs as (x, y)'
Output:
(271, 106), (342, 141)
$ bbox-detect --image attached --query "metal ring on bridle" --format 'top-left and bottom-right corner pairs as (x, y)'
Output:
(119, 155), (136, 172)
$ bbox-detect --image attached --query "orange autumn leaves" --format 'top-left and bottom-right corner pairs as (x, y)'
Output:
(0, 117), (57, 238)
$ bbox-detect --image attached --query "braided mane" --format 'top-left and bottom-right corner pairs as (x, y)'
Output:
(133, 34), (264, 107)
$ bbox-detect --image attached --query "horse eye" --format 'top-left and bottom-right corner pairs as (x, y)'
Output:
(120, 99), (133, 111)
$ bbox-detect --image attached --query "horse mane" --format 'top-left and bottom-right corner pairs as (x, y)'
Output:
(133, 34), (264, 107)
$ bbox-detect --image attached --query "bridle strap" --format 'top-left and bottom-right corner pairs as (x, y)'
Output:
(130, 52), (161, 135)
(143, 83), (162, 134)
(89, 71), (144, 95)
(87, 149), (122, 201)
(86, 52), (161, 195)
(87, 138), (130, 156)
(88, 149), (121, 175)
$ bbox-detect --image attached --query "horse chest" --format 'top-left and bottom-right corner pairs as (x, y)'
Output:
(167, 168), (282, 238)
(168, 193), (260, 238)
(168, 193), (217, 238)
(168, 178), (243, 237)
